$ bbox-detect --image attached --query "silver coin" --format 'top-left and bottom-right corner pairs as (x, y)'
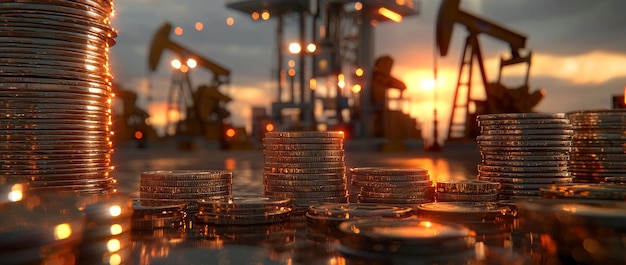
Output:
(360, 185), (435, 193)
(264, 161), (345, 169)
(140, 191), (231, 200)
(435, 180), (501, 194)
(481, 154), (569, 161)
(264, 178), (345, 187)
(478, 118), (570, 126)
(571, 147), (625, 155)
(263, 166), (345, 174)
(350, 167), (429, 176)
(195, 209), (291, 225)
(482, 160), (568, 167)
(263, 137), (343, 145)
(263, 143), (343, 151)
(478, 170), (571, 178)
(477, 140), (571, 147)
(141, 170), (232, 181)
(435, 193), (499, 202)
(356, 195), (433, 204)
(139, 185), (231, 194)
(263, 172), (345, 181)
(264, 155), (344, 163)
(360, 190), (434, 199)
(263, 149), (344, 157)
(477, 164), (567, 173)
(140, 179), (232, 188)
(569, 153), (626, 161)
(307, 203), (413, 220)
(351, 174), (431, 182)
(477, 175), (573, 184)
(480, 129), (574, 135)
(265, 184), (346, 193)
(351, 179), (433, 188)
(477, 113), (566, 120)
(479, 146), (571, 153)
(264, 190), (348, 198)
(197, 195), (291, 211)
(476, 135), (572, 141)
(264, 131), (344, 138)
(480, 123), (573, 131)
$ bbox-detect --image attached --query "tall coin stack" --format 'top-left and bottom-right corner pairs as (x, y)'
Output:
(0, 1), (116, 193)
(350, 167), (434, 204)
(566, 109), (626, 183)
(263, 131), (348, 210)
(476, 113), (574, 200)
(139, 170), (233, 213)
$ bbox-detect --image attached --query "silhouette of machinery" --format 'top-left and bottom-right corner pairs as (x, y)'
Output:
(148, 22), (241, 148)
(437, 0), (545, 140)
(111, 83), (157, 148)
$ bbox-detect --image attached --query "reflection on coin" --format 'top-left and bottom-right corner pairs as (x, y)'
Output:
(265, 131), (344, 138)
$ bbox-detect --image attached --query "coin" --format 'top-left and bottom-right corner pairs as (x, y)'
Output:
(476, 135), (572, 141)
(141, 170), (232, 181)
(263, 166), (345, 174)
(351, 174), (431, 182)
(435, 180), (501, 194)
(416, 202), (510, 220)
(477, 176), (573, 184)
(480, 124), (573, 131)
(351, 179), (433, 188)
(350, 167), (429, 176)
(265, 184), (346, 193)
(264, 155), (344, 163)
(263, 150), (344, 157)
(435, 193), (499, 202)
(195, 208), (291, 225)
(264, 178), (345, 187)
(478, 170), (571, 178)
(263, 172), (345, 181)
(356, 195), (434, 204)
(477, 113), (567, 120)
(265, 131), (344, 138)
(481, 160), (568, 167)
(264, 190), (348, 198)
(479, 129), (574, 136)
(263, 137), (343, 145)
(481, 154), (569, 161)
(264, 162), (345, 169)
(263, 143), (343, 151)
(477, 164), (568, 173)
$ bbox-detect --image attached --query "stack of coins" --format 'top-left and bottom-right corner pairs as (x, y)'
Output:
(476, 113), (574, 200)
(336, 218), (475, 263)
(131, 199), (186, 230)
(0, 1), (117, 193)
(139, 170), (233, 213)
(416, 202), (513, 246)
(263, 131), (348, 209)
(350, 167), (434, 204)
(566, 109), (626, 183)
(195, 195), (292, 225)
(436, 180), (501, 202)
(540, 183), (626, 201)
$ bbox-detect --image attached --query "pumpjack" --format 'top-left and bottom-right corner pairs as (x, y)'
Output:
(437, 0), (545, 140)
(148, 22), (249, 149)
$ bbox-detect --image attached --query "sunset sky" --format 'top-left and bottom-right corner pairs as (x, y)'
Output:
(110, 0), (626, 142)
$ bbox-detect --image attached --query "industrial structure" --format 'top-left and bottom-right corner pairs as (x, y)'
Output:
(147, 22), (251, 149)
(226, 0), (421, 146)
(436, 0), (545, 140)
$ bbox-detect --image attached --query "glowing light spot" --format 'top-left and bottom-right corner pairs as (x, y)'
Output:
(174, 27), (183, 36)
(306, 43), (317, 53)
(355, 67), (364, 77)
(195, 22), (203, 31)
(352, 84), (362, 93)
(354, 2), (362, 11)
(180, 65), (189, 73)
(265, 123), (274, 132)
(226, 17), (235, 26)
(110, 224), (123, 235)
(378, 7), (402, 22)
(309, 78), (317, 90)
(107, 239), (121, 252)
(186, 58), (197, 69)
(261, 11), (270, 20)
(251, 12), (260, 20)
(109, 205), (122, 217)
(288, 60), (296, 68)
(226, 128), (236, 138)
(134, 131), (143, 140)
(109, 254), (121, 265)
(171, 59), (182, 70)
(288, 43), (301, 54)
(8, 190), (22, 202)
(54, 223), (72, 240)
(288, 69), (296, 77)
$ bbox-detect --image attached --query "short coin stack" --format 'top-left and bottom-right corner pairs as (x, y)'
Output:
(0, 1), (117, 193)
(263, 131), (348, 209)
(350, 167), (434, 204)
(195, 195), (292, 225)
(476, 113), (574, 200)
(435, 180), (501, 202)
(139, 170), (233, 213)
(566, 109), (626, 183)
